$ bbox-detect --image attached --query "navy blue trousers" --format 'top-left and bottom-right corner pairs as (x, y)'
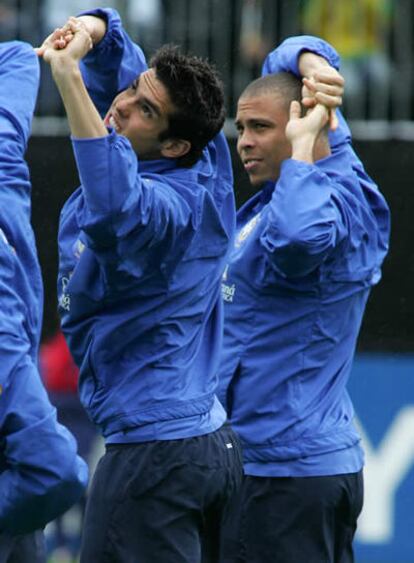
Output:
(221, 471), (364, 563)
(0, 531), (46, 563)
(80, 424), (243, 563)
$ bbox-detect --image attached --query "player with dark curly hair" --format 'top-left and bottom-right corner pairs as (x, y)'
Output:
(37, 7), (242, 563)
(151, 44), (226, 167)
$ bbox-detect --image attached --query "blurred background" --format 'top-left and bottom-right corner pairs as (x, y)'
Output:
(2, 1), (413, 561)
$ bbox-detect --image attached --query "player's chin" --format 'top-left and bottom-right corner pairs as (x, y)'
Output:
(248, 171), (265, 188)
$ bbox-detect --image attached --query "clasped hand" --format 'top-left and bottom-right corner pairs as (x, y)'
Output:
(35, 17), (93, 66)
(301, 61), (345, 131)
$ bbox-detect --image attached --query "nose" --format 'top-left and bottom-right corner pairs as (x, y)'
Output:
(116, 94), (133, 117)
(237, 128), (255, 153)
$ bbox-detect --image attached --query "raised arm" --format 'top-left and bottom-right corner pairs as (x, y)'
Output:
(0, 41), (88, 534)
(39, 18), (108, 140)
(259, 100), (352, 278)
(0, 41), (38, 146)
(76, 8), (147, 116)
(286, 101), (330, 163)
(0, 41), (39, 214)
(37, 9), (147, 117)
(262, 35), (351, 148)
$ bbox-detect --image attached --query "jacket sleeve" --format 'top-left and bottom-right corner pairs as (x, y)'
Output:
(0, 332), (88, 535)
(0, 248), (88, 535)
(0, 41), (88, 535)
(0, 41), (39, 215)
(79, 8), (148, 117)
(261, 35), (351, 149)
(0, 41), (38, 146)
(260, 36), (390, 278)
(202, 131), (236, 249)
(71, 133), (200, 270)
(260, 159), (349, 278)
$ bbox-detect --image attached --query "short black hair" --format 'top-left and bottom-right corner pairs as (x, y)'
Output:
(241, 72), (303, 115)
(241, 72), (331, 141)
(150, 45), (225, 167)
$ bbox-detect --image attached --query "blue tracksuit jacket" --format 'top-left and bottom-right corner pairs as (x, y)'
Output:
(217, 36), (390, 477)
(0, 41), (87, 534)
(57, 9), (235, 442)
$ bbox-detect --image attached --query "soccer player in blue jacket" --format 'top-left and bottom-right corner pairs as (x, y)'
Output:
(37, 8), (242, 562)
(0, 42), (88, 561)
(218, 37), (390, 562)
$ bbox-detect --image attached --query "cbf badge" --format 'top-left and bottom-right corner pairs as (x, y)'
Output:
(73, 238), (86, 259)
(235, 212), (261, 248)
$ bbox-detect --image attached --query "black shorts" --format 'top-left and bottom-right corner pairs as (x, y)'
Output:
(221, 471), (364, 563)
(80, 423), (243, 563)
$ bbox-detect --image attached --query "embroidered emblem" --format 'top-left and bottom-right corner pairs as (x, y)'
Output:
(73, 239), (86, 259)
(235, 213), (261, 248)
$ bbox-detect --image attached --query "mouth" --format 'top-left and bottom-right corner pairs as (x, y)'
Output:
(243, 158), (262, 173)
(104, 112), (121, 133)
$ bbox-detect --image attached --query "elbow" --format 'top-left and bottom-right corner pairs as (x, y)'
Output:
(262, 228), (335, 278)
(49, 453), (89, 503)
(39, 455), (89, 525)
(0, 456), (88, 535)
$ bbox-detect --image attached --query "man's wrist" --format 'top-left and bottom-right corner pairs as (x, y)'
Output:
(298, 51), (329, 78)
(51, 59), (81, 85)
(290, 135), (316, 163)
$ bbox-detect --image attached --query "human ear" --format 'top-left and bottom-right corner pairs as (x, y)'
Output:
(160, 138), (191, 159)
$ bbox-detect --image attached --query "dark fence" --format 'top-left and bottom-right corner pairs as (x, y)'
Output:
(1, 0), (414, 122)
(229, 137), (414, 353)
(27, 135), (413, 352)
(2, 0), (412, 349)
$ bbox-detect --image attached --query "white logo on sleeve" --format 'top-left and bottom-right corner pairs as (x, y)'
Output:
(59, 274), (72, 311)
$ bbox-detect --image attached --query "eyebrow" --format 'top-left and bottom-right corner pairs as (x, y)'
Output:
(235, 117), (271, 127)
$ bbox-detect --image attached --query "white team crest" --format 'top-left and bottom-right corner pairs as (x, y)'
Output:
(235, 213), (261, 248)
(74, 239), (86, 259)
